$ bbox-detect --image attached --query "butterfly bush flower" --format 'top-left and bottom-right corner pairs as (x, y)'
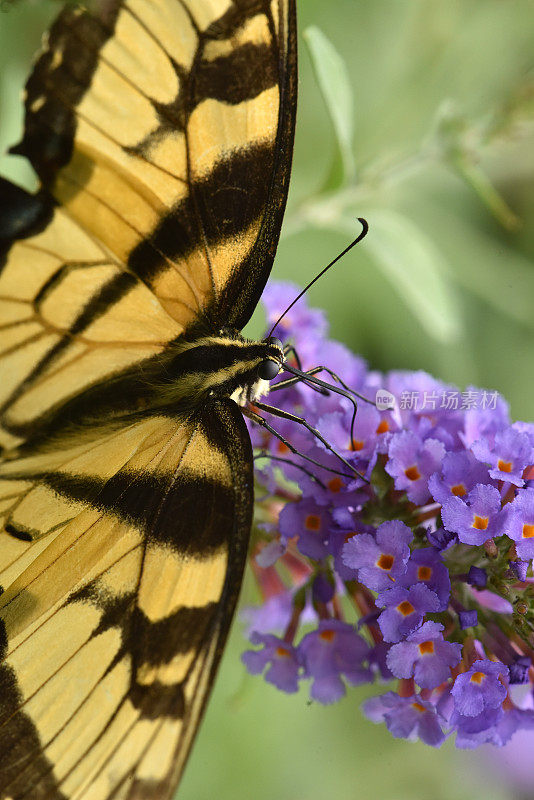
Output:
(242, 632), (301, 693)
(242, 283), (534, 750)
(342, 520), (412, 590)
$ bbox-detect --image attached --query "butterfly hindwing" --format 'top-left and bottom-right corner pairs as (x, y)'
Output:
(0, 399), (252, 800)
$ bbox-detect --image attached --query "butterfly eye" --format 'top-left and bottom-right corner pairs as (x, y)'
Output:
(258, 358), (280, 380)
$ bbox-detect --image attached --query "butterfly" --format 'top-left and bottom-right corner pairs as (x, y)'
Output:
(0, 0), (297, 797)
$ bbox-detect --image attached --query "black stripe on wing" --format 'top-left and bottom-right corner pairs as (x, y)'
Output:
(0, 179), (54, 261)
(0, 400), (253, 799)
(11, 0), (297, 333)
(10, 2), (121, 185)
(216, 0), (297, 329)
(0, 628), (67, 800)
(5, 469), (235, 556)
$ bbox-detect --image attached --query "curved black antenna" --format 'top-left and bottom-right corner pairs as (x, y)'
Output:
(267, 217), (369, 338)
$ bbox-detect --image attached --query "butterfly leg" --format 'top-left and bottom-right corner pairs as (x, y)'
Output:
(280, 346), (328, 396)
(273, 362), (373, 405)
(271, 366), (361, 452)
(271, 365), (329, 393)
(242, 406), (352, 478)
(250, 401), (368, 482)
(254, 451), (327, 489)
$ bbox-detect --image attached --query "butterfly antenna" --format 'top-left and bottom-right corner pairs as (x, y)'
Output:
(267, 217), (369, 338)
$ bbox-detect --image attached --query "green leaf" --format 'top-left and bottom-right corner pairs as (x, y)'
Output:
(303, 26), (356, 189)
(332, 210), (463, 344)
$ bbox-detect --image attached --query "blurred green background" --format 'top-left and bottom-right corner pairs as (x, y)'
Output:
(1, 1), (534, 798)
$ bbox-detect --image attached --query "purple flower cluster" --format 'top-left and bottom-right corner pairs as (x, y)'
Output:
(242, 282), (534, 749)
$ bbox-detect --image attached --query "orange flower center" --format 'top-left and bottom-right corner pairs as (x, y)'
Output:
(276, 646), (291, 658)
(351, 439), (365, 451)
(470, 671), (486, 684)
(451, 483), (467, 497)
(417, 566), (432, 581)
(319, 629), (336, 643)
(498, 459), (512, 473)
(376, 419), (390, 434)
(418, 640), (434, 655)
(411, 702), (426, 713)
(277, 441), (290, 454)
(404, 465), (421, 481)
(377, 554), (394, 571)
(397, 601), (415, 616)
(473, 515), (489, 530)
(305, 514), (321, 531)
(522, 523), (534, 539)
(328, 477), (344, 493)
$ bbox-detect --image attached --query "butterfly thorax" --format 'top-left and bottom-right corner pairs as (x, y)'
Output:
(5, 334), (284, 457)
(154, 333), (284, 409)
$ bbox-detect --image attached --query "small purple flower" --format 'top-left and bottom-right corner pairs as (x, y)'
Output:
(242, 632), (301, 693)
(510, 560), (530, 581)
(363, 691), (446, 747)
(467, 566), (487, 588)
(278, 498), (330, 560)
(299, 619), (371, 703)
(451, 659), (509, 717)
(472, 427), (533, 487)
(395, 547), (451, 611)
(428, 451), (491, 506)
(241, 590), (316, 637)
(502, 488), (534, 559)
(451, 706), (504, 748)
(427, 526), (457, 550)
(294, 446), (367, 507)
(241, 591), (294, 636)
(317, 404), (381, 463)
(441, 484), (503, 545)
(491, 705), (534, 746)
(386, 431), (446, 505)
(386, 621), (462, 689)
(368, 641), (394, 680)
(312, 573), (335, 603)
(342, 520), (413, 591)
(376, 583), (441, 643)
(509, 656), (531, 685)
(459, 609), (478, 629)
(461, 393), (510, 448)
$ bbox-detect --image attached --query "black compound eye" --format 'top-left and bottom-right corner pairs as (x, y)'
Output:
(258, 359), (280, 380)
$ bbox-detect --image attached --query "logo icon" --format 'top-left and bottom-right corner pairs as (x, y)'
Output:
(376, 390), (396, 411)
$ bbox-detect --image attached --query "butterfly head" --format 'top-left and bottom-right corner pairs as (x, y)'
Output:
(258, 336), (284, 380)
(224, 335), (284, 406)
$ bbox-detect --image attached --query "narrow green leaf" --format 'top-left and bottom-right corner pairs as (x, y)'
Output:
(303, 26), (356, 188)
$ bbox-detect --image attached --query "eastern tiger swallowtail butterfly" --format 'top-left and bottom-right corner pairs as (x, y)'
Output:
(0, 1), (296, 797)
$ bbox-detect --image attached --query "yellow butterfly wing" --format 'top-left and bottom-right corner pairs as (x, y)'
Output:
(0, 402), (252, 799)
(0, 0), (297, 796)
(13, 0), (297, 330)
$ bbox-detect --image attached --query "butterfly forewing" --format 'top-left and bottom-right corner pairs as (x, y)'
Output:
(14, 0), (296, 330)
(0, 205), (183, 451)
